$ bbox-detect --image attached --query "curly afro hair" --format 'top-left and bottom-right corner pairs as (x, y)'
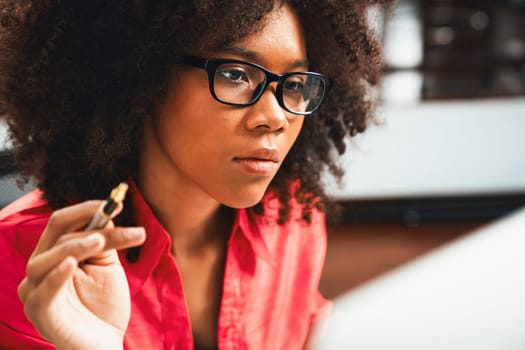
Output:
(0, 0), (390, 223)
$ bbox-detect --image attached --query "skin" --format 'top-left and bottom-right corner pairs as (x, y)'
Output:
(18, 4), (308, 349)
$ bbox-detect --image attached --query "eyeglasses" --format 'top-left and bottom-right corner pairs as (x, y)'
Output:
(180, 55), (331, 115)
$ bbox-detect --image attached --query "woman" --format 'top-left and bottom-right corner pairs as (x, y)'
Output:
(0, 1), (387, 349)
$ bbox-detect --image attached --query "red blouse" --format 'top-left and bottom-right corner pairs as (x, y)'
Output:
(0, 184), (330, 350)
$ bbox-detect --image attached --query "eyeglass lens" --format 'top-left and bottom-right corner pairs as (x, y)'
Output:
(213, 62), (326, 114)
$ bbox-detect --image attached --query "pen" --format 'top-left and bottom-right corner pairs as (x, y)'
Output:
(85, 182), (129, 230)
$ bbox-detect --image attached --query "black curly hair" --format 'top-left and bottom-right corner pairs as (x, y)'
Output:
(0, 0), (390, 223)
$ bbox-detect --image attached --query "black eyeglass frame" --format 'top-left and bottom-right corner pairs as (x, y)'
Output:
(180, 55), (332, 116)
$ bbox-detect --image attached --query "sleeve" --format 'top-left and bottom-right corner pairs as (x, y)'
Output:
(0, 322), (54, 350)
(0, 220), (53, 349)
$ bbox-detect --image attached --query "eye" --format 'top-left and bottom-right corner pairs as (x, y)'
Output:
(216, 65), (249, 84)
(283, 78), (305, 94)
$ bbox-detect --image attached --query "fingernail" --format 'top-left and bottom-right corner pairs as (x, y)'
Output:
(123, 227), (144, 240)
(81, 233), (101, 248)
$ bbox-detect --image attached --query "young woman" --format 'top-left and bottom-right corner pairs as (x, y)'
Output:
(0, 1), (387, 349)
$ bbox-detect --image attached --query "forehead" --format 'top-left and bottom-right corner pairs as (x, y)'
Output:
(213, 4), (307, 69)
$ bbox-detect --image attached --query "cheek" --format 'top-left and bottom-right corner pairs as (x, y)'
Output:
(286, 118), (305, 150)
(156, 116), (219, 172)
(155, 96), (236, 175)
(156, 90), (218, 155)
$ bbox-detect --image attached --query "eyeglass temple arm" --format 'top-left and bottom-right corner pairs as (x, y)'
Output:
(179, 54), (208, 69)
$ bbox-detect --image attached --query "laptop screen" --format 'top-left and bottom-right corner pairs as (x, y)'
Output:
(310, 206), (525, 350)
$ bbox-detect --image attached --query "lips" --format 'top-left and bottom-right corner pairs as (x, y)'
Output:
(233, 148), (280, 175)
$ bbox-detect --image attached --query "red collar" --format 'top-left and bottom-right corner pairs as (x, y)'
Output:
(120, 180), (279, 295)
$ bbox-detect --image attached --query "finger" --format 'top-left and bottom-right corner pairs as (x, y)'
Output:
(64, 226), (146, 267)
(94, 225), (146, 251)
(33, 200), (106, 255)
(56, 226), (146, 252)
(23, 256), (77, 327)
(26, 233), (105, 289)
(17, 277), (29, 303)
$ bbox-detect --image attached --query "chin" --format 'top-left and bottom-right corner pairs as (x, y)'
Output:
(219, 187), (268, 209)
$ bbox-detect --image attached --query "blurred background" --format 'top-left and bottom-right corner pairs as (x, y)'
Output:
(320, 0), (525, 298)
(1, 0), (524, 299)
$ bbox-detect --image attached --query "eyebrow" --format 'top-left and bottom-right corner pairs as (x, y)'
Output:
(220, 46), (309, 70)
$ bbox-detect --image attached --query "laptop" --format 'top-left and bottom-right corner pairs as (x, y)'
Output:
(310, 206), (525, 350)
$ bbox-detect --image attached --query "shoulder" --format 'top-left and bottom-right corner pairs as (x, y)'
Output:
(260, 183), (327, 230)
(0, 190), (53, 348)
(0, 188), (51, 221)
(253, 187), (327, 259)
(249, 188), (328, 301)
(0, 189), (53, 259)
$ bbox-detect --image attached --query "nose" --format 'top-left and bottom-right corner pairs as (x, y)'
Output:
(243, 85), (288, 133)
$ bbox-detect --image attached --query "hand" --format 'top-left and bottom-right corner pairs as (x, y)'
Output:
(17, 200), (146, 350)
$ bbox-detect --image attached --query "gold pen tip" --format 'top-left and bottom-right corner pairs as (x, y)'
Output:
(110, 182), (129, 203)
